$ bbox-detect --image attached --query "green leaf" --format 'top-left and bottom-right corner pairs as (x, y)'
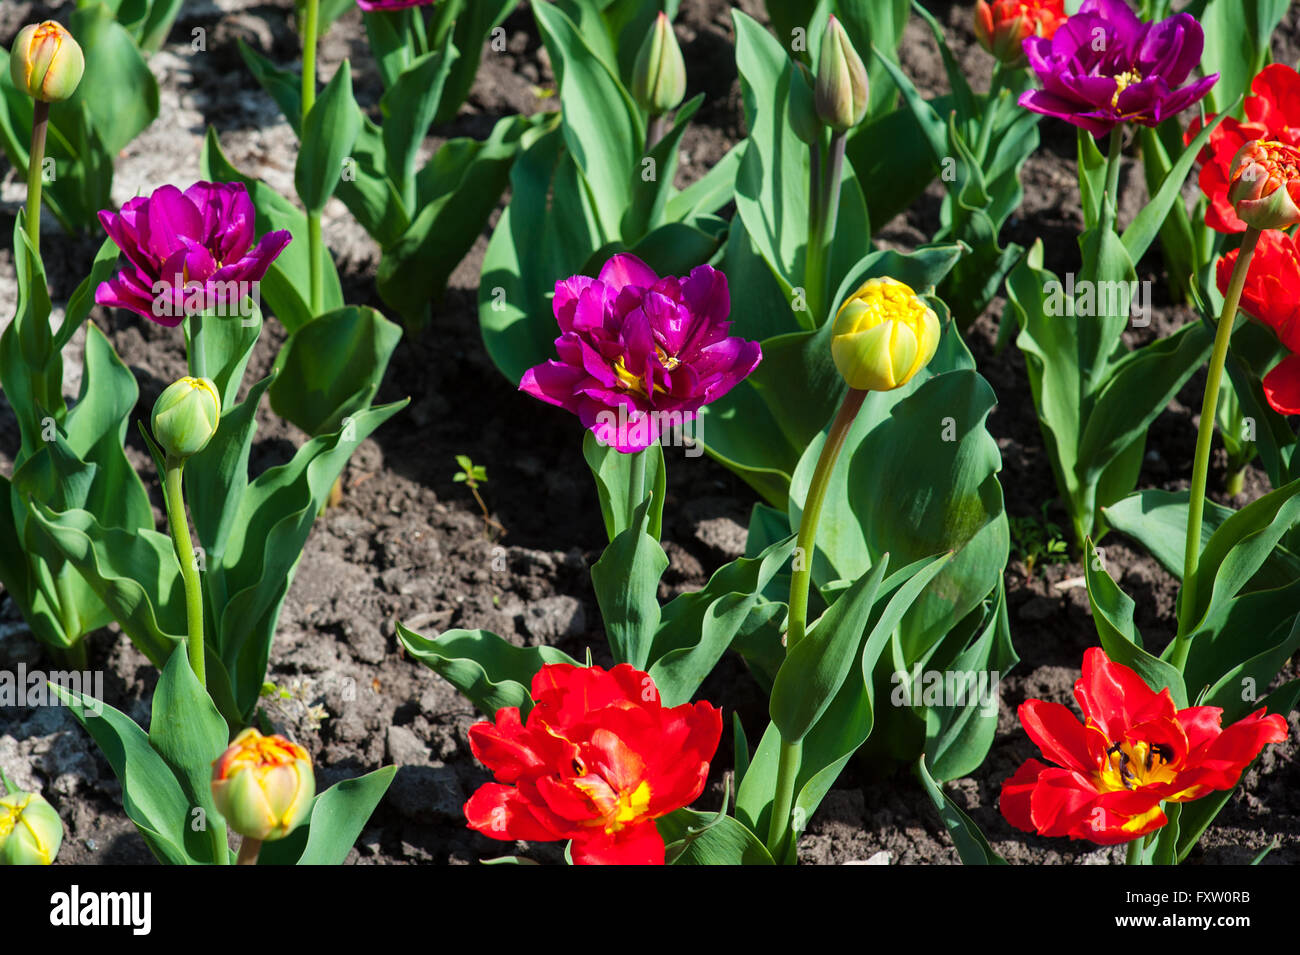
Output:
(396, 625), (579, 718)
(658, 810), (775, 865)
(916, 756), (1008, 865)
(381, 42), (457, 208)
(296, 61), (363, 215)
(260, 767), (396, 865)
(269, 306), (402, 437)
(62, 3), (160, 155)
(50, 682), (197, 865)
(590, 497), (668, 670)
(582, 433), (666, 542)
(149, 646), (231, 863)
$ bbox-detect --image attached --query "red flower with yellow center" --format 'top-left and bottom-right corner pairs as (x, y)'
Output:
(1000, 648), (1287, 845)
(464, 663), (722, 865)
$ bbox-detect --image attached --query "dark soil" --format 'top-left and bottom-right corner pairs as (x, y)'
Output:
(0, 0), (1296, 866)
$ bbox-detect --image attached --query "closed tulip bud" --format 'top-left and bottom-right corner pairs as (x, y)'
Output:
(152, 376), (220, 460)
(9, 21), (84, 103)
(815, 17), (868, 132)
(832, 277), (941, 391)
(211, 729), (314, 842)
(1228, 140), (1300, 231)
(0, 790), (63, 865)
(632, 12), (686, 116)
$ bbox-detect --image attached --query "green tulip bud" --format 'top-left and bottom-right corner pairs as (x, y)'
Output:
(831, 277), (941, 392)
(152, 376), (221, 460)
(9, 21), (84, 103)
(0, 790), (64, 865)
(814, 16), (868, 132)
(211, 729), (315, 842)
(632, 12), (687, 116)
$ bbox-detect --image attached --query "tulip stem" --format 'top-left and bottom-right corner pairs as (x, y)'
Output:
(975, 63), (1005, 165)
(768, 386), (868, 862)
(302, 0), (324, 316)
(1125, 837), (1145, 866)
(188, 314), (207, 380)
(1174, 226), (1262, 663)
(236, 836), (262, 866)
(646, 113), (669, 152)
(24, 100), (49, 258)
(1104, 126), (1123, 219)
(629, 446), (647, 524)
(804, 130), (847, 327)
(164, 459), (206, 687)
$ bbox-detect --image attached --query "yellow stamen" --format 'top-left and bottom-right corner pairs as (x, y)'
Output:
(1111, 69), (1141, 109)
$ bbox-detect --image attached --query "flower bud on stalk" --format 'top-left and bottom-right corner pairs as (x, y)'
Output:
(0, 790), (63, 865)
(633, 12), (686, 149)
(974, 0), (1065, 68)
(831, 277), (941, 391)
(1227, 139), (1300, 230)
(212, 730), (314, 856)
(814, 17), (868, 132)
(152, 377), (220, 461)
(9, 21), (84, 103)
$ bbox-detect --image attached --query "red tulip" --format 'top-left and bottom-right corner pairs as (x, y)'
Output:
(464, 663), (722, 865)
(1188, 64), (1300, 233)
(974, 0), (1065, 67)
(1000, 648), (1287, 845)
(1217, 229), (1300, 415)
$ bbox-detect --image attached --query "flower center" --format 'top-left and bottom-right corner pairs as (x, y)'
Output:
(1098, 739), (1177, 792)
(1111, 69), (1142, 109)
(613, 348), (678, 397)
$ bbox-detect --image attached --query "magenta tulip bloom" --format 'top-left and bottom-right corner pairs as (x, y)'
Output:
(95, 182), (291, 327)
(357, 0), (436, 10)
(519, 255), (762, 453)
(1018, 0), (1217, 136)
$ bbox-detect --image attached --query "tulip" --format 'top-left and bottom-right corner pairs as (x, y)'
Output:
(831, 277), (941, 392)
(1019, 0), (1217, 136)
(9, 21), (84, 103)
(152, 377), (221, 461)
(814, 17), (868, 132)
(519, 255), (761, 454)
(0, 790), (63, 865)
(211, 729), (315, 846)
(974, 0), (1065, 67)
(632, 12), (687, 119)
(1001, 648), (1287, 846)
(1226, 139), (1300, 231)
(465, 664), (722, 864)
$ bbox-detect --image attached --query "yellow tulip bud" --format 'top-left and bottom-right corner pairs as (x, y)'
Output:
(831, 277), (941, 391)
(152, 376), (220, 460)
(9, 21), (84, 103)
(0, 790), (63, 865)
(211, 729), (315, 842)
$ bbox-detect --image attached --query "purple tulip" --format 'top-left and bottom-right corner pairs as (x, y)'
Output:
(519, 255), (762, 453)
(1018, 0), (1217, 136)
(95, 182), (291, 327)
(356, 0), (436, 11)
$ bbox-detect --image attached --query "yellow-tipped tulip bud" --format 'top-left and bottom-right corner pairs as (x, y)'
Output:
(9, 21), (84, 103)
(632, 11), (687, 116)
(152, 376), (220, 460)
(832, 277), (941, 391)
(0, 790), (64, 865)
(815, 16), (868, 132)
(1227, 139), (1300, 231)
(211, 729), (314, 842)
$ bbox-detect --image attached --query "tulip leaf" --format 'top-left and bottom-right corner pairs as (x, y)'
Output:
(237, 39), (302, 136)
(296, 60), (362, 216)
(437, 0), (519, 123)
(380, 41), (457, 208)
(658, 810), (775, 865)
(1084, 539), (1188, 708)
(396, 625), (579, 718)
(149, 646), (231, 864)
(1181, 478), (1300, 634)
(922, 582), (1017, 782)
(50, 683), (197, 866)
(649, 535), (797, 707)
(582, 432), (666, 543)
(269, 306), (402, 437)
(916, 756), (1008, 865)
(621, 94), (703, 242)
(534, 1), (642, 242)
(591, 497), (668, 671)
(64, 3), (160, 155)
(1194, 599), (1300, 723)
(256, 766), (397, 866)
(378, 114), (537, 329)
